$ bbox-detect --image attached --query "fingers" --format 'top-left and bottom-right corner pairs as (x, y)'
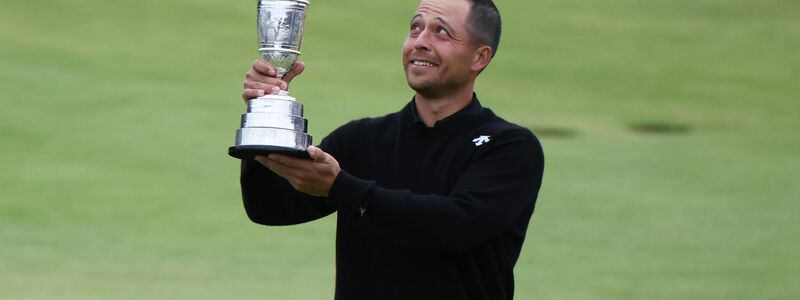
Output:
(243, 81), (284, 93)
(242, 88), (266, 100)
(245, 62), (287, 88)
(255, 149), (340, 197)
(306, 146), (341, 181)
(307, 145), (331, 163)
(242, 80), (286, 102)
(283, 61), (306, 83)
(246, 67), (287, 88)
(252, 60), (277, 77)
(251, 59), (304, 84)
(266, 154), (309, 169)
(242, 60), (306, 101)
(242, 60), (285, 101)
(257, 154), (309, 175)
(256, 154), (315, 192)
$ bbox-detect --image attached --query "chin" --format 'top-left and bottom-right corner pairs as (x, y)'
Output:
(408, 84), (440, 98)
(406, 73), (432, 88)
(406, 79), (430, 93)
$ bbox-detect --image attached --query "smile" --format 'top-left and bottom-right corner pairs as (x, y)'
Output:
(411, 60), (437, 67)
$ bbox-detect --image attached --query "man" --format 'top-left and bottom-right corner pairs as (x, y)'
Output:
(239, 0), (544, 298)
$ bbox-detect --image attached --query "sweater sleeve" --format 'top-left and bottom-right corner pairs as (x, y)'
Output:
(328, 129), (545, 252)
(239, 132), (346, 226)
(240, 159), (335, 225)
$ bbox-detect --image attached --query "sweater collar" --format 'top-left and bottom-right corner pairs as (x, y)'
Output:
(403, 93), (491, 136)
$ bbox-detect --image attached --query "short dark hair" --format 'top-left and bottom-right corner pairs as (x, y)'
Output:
(465, 0), (502, 57)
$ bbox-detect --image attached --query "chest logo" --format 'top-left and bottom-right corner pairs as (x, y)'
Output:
(472, 135), (491, 147)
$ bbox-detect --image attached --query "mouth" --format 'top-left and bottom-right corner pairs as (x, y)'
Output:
(409, 59), (438, 68)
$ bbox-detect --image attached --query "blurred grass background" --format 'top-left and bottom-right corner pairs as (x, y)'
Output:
(1, 0), (798, 299)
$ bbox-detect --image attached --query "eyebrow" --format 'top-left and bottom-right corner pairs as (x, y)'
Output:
(409, 14), (457, 35)
(435, 16), (456, 34)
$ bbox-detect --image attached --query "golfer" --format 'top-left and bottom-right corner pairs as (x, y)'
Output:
(239, 0), (544, 298)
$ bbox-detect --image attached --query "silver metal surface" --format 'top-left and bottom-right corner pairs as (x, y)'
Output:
(241, 112), (307, 131)
(247, 94), (303, 116)
(259, 50), (300, 78)
(231, 0), (312, 157)
(257, 0), (309, 78)
(236, 127), (310, 150)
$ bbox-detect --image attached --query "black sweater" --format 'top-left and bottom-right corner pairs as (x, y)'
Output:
(240, 95), (544, 299)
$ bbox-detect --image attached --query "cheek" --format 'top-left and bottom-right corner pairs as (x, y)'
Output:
(452, 48), (473, 69)
(402, 38), (414, 54)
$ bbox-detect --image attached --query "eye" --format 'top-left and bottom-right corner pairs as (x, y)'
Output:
(435, 27), (449, 37)
(410, 23), (421, 32)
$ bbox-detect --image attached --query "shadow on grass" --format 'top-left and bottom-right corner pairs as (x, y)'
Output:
(527, 126), (579, 139)
(628, 121), (692, 135)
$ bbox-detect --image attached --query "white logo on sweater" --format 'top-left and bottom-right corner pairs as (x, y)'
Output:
(472, 135), (491, 146)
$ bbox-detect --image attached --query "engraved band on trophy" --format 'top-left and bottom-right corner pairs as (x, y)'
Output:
(229, 0), (312, 160)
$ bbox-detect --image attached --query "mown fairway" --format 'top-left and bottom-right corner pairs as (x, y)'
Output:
(1, 0), (798, 299)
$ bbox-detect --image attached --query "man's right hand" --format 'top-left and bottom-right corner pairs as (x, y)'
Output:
(242, 59), (306, 101)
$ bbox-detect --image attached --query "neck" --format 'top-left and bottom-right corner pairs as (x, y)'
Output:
(414, 87), (475, 127)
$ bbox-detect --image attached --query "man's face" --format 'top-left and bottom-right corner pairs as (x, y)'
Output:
(403, 0), (479, 97)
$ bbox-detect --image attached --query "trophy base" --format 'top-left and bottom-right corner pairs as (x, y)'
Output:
(231, 127), (312, 160)
(228, 145), (310, 160)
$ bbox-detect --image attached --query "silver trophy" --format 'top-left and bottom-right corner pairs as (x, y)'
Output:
(229, 0), (312, 159)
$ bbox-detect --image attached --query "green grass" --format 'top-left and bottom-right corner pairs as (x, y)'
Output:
(1, 0), (798, 299)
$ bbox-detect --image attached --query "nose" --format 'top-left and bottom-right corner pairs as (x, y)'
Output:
(412, 29), (432, 52)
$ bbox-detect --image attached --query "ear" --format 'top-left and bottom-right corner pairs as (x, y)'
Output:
(470, 45), (493, 73)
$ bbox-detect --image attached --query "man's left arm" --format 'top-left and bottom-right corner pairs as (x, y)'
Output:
(264, 130), (545, 252)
